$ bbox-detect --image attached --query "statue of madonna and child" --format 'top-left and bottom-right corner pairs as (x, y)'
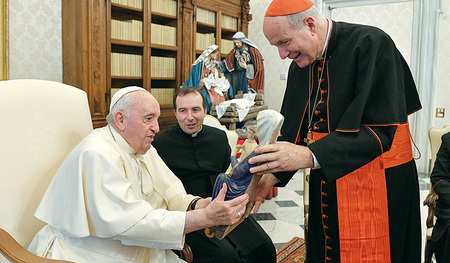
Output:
(207, 109), (284, 239)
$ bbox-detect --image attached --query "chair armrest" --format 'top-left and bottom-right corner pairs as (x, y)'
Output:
(0, 228), (73, 263)
(173, 243), (193, 263)
(423, 193), (439, 228)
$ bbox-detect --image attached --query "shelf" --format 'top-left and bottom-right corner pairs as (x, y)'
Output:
(150, 43), (178, 52)
(196, 22), (216, 34)
(111, 78), (143, 89)
(63, 0), (249, 130)
(111, 44), (143, 55)
(111, 39), (145, 47)
(151, 77), (177, 81)
(111, 3), (143, 19)
(221, 28), (237, 40)
(111, 76), (143, 80)
(152, 79), (177, 88)
(152, 12), (177, 21)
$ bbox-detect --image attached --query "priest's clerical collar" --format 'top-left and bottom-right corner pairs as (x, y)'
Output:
(191, 125), (203, 137)
(317, 19), (333, 60)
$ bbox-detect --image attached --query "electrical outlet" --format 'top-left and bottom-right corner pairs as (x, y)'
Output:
(280, 73), (287, 80)
(436, 108), (445, 118)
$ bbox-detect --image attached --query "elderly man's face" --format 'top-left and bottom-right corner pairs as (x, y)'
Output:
(121, 92), (160, 154)
(174, 92), (206, 135)
(263, 16), (319, 68)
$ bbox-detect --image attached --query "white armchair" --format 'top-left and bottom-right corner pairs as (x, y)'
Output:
(203, 114), (238, 149)
(0, 79), (93, 262)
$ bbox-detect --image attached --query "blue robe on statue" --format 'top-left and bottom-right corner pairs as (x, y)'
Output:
(234, 49), (251, 94)
(211, 151), (259, 201)
(183, 62), (233, 113)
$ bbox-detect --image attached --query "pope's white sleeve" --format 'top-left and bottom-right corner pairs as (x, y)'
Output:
(113, 209), (186, 250)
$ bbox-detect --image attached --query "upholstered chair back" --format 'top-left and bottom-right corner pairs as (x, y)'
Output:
(203, 115), (238, 149)
(0, 79), (93, 256)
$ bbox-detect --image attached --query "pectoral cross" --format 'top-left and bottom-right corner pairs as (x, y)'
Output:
(303, 130), (315, 145)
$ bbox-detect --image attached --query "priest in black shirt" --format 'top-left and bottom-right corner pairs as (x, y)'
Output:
(152, 87), (276, 263)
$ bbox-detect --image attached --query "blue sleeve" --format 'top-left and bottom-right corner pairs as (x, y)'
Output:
(218, 61), (227, 73)
(182, 63), (202, 88)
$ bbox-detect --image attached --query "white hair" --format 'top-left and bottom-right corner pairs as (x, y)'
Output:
(286, 5), (323, 29)
(106, 90), (145, 124)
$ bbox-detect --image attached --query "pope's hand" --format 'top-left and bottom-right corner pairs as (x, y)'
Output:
(195, 197), (211, 209)
(205, 183), (248, 226)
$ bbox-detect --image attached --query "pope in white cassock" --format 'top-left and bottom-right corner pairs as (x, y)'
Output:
(28, 86), (248, 262)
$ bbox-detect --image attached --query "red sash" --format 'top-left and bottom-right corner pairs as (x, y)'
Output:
(312, 124), (412, 263)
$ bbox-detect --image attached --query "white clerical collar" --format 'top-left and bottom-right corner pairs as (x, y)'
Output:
(318, 19), (333, 60)
(191, 125), (203, 137)
(108, 124), (138, 155)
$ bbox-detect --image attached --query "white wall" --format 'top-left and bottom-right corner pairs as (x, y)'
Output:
(434, 0), (450, 129)
(9, 0), (62, 81)
(330, 2), (413, 64)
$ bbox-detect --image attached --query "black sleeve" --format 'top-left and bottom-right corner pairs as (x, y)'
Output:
(223, 138), (232, 172)
(274, 171), (297, 187)
(431, 133), (450, 206)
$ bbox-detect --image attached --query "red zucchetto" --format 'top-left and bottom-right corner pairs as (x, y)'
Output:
(265, 0), (315, 17)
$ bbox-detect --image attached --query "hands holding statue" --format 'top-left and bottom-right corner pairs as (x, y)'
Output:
(211, 110), (286, 202)
(205, 109), (313, 238)
(208, 109), (285, 238)
(246, 173), (279, 214)
(247, 142), (314, 214)
(249, 142), (314, 176)
(185, 183), (248, 234)
(204, 183), (248, 225)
